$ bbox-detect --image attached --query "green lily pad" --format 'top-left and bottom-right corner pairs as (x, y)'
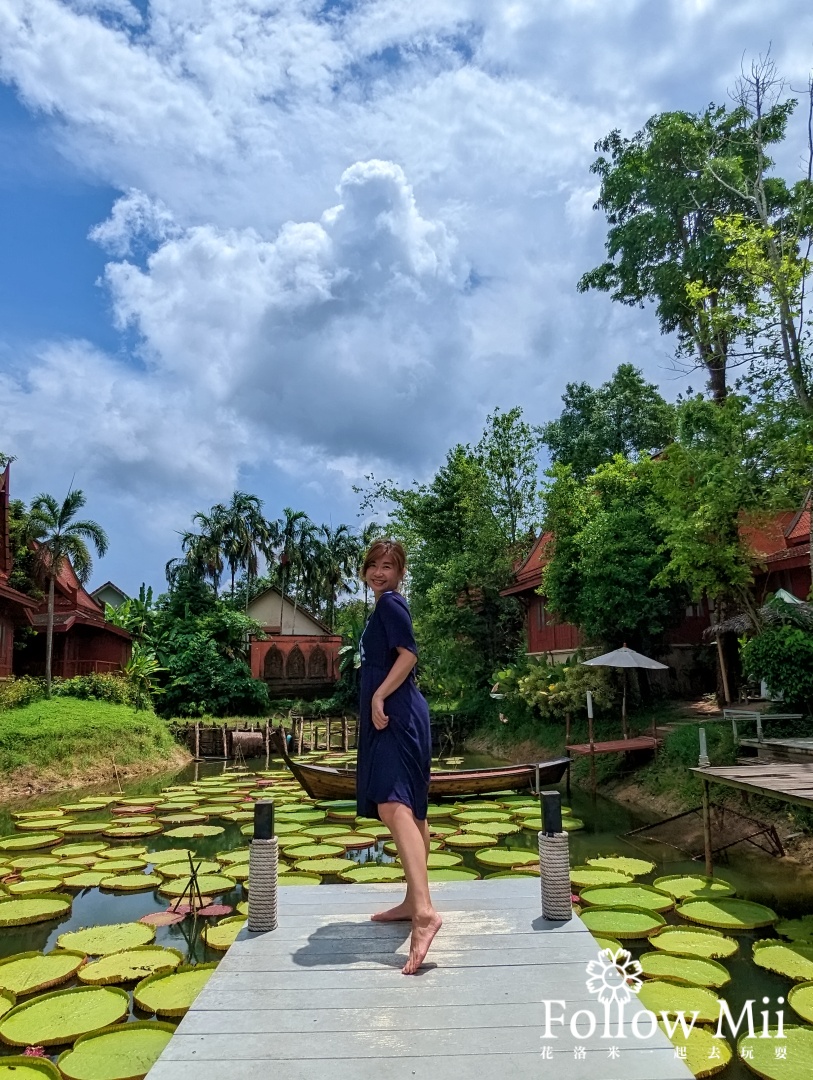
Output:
(677, 898), (777, 931)
(157, 813), (208, 825)
(427, 867), (481, 881)
(460, 821), (520, 837)
(579, 904), (667, 939)
(648, 926), (738, 960)
(738, 1025), (813, 1078)
(570, 866), (633, 889)
(339, 865), (406, 883)
(0, 950), (86, 995)
(590, 936), (621, 952)
(660, 1021), (731, 1077)
(6, 879), (62, 895)
(474, 848), (539, 868)
(96, 859), (147, 873)
(777, 916), (813, 943)
(57, 922), (156, 956)
(280, 843), (344, 859)
(0, 832), (62, 851)
(653, 874), (736, 901)
(157, 860), (221, 878)
(453, 810), (513, 823)
(63, 872), (110, 889)
(442, 833), (498, 849)
(637, 980), (721, 1023)
(7, 855), (59, 870)
(278, 873), (321, 886)
(585, 855), (653, 877)
(0, 893), (72, 926)
(330, 833), (377, 850)
(164, 825), (224, 839)
(216, 850), (249, 866)
(17, 817), (76, 832)
(134, 963), (218, 1017)
(753, 940), (813, 981)
(158, 874), (236, 897)
(57, 823), (109, 836)
(0, 985), (129, 1046)
(101, 873), (164, 892)
(291, 857), (352, 874)
(562, 818), (585, 831)
(53, 843), (109, 858)
(0, 1059), (60, 1079)
(0, 990), (14, 1019)
(78, 947), (183, 985)
(638, 950), (730, 987)
(103, 824), (162, 839)
(787, 981), (813, 1024)
(579, 883), (673, 912)
(145, 848), (194, 865)
(202, 916), (246, 952)
(57, 1020), (176, 1080)
(276, 810), (325, 823)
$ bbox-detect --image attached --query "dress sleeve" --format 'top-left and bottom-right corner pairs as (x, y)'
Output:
(379, 593), (418, 657)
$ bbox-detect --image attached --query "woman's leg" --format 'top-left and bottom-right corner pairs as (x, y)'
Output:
(370, 815), (430, 922)
(376, 801), (442, 974)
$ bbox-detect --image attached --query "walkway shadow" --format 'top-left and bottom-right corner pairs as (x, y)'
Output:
(291, 920), (416, 971)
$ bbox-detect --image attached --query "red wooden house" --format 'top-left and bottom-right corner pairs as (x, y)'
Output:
(744, 506), (811, 601)
(246, 587), (341, 700)
(0, 466), (38, 678)
(500, 532), (583, 658)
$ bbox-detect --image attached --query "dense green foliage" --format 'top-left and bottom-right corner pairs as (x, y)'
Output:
(0, 699), (177, 774)
(0, 673), (138, 712)
(741, 625), (813, 712)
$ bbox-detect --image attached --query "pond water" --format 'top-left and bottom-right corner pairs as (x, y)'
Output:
(0, 751), (811, 1079)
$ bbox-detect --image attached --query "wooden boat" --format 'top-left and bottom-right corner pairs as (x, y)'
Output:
(274, 729), (570, 801)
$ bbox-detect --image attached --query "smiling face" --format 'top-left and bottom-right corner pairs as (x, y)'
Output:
(365, 552), (403, 600)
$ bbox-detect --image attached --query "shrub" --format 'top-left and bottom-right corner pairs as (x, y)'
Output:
(0, 676), (46, 711)
(52, 672), (137, 706)
(494, 654), (616, 722)
(741, 625), (813, 712)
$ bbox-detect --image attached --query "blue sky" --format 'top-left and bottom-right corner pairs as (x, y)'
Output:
(1, 1), (812, 595)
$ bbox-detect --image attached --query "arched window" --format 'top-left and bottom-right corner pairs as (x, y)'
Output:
(264, 646), (284, 681)
(286, 645), (306, 680)
(308, 646), (328, 679)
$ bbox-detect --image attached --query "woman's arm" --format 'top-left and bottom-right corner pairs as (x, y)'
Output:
(371, 647), (417, 730)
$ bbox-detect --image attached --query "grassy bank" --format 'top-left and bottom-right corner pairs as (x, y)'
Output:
(0, 698), (191, 799)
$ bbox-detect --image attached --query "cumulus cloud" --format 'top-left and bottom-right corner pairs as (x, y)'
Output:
(0, 0), (811, 587)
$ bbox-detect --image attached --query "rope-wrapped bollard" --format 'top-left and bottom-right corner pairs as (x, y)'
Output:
(538, 790), (572, 922)
(248, 800), (279, 933)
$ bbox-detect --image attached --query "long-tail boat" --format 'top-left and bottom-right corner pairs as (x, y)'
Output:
(274, 729), (570, 801)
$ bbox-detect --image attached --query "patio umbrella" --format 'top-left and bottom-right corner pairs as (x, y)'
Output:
(581, 646), (668, 738)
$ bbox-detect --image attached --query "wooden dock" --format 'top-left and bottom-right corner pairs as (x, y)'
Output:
(691, 762), (813, 809)
(739, 736), (813, 763)
(568, 735), (660, 756)
(147, 877), (691, 1080)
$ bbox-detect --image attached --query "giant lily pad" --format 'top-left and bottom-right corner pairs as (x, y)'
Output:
(585, 855), (653, 877)
(53, 843), (109, 858)
(648, 926), (738, 960)
(103, 824), (162, 839)
(0, 950), (86, 995)
(78, 947), (183, 985)
(453, 810), (513, 823)
(753, 940), (813, 982)
(16, 816), (75, 832)
(0, 1059), (60, 1078)
(7, 855), (59, 871)
(738, 1025), (813, 1078)
(134, 963), (218, 1017)
(579, 884), (674, 913)
(101, 873), (164, 892)
(58, 922), (155, 956)
(145, 848), (194, 866)
(788, 981), (813, 1024)
(328, 833), (377, 851)
(579, 904), (666, 939)
(63, 872), (110, 890)
(570, 866), (633, 889)
(460, 821), (520, 837)
(6, 879), (63, 896)
(157, 860), (221, 878)
(201, 916), (246, 951)
(653, 875), (736, 901)
(339, 865), (406, 884)
(0, 991), (13, 1019)
(637, 980), (721, 1024)
(57, 1020), (176, 1080)
(0, 832), (62, 851)
(291, 857), (351, 875)
(158, 874), (235, 898)
(164, 825), (224, 839)
(677, 898), (777, 931)
(95, 859), (147, 873)
(277, 873), (320, 886)
(660, 1022), (731, 1078)
(427, 867), (480, 881)
(280, 843), (344, 859)
(0, 893), (72, 926)
(638, 951), (730, 987)
(474, 848), (539, 868)
(776, 916), (813, 943)
(57, 824), (109, 836)
(0, 985), (129, 1046)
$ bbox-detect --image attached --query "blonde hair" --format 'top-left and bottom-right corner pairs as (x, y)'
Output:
(362, 538), (407, 580)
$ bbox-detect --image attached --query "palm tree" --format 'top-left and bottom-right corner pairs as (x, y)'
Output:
(179, 508), (226, 595)
(220, 492), (273, 601)
(272, 509), (313, 628)
(27, 490), (109, 697)
(314, 523), (355, 632)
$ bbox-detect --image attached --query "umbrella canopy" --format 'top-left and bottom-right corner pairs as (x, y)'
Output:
(581, 646), (668, 671)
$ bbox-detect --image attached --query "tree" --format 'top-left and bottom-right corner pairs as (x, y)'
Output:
(541, 364), (675, 479)
(475, 407), (544, 546)
(271, 508), (313, 626)
(27, 490), (108, 696)
(219, 492), (273, 602)
(579, 102), (795, 400)
(314, 523), (356, 632)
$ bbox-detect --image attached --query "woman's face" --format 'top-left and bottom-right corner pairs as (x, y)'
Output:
(365, 553), (402, 598)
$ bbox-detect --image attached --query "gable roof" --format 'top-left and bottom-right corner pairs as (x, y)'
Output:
(500, 532), (554, 596)
(246, 585), (334, 635)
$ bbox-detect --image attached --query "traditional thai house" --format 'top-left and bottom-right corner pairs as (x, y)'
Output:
(0, 466), (38, 678)
(500, 531), (583, 659)
(745, 505), (811, 601)
(14, 557), (131, 679)
(90, 581), (130, 610)
(246, 587), (341, 700)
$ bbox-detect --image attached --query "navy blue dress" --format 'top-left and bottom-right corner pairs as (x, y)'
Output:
(356, 591), (432, 821)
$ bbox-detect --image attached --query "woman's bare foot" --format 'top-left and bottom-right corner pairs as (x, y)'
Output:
(402, 911), (443, 974)
(371, 900), (412, 922)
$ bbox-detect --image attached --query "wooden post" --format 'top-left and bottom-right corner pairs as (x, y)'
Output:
(716, 634), (731, 704)
(296, 718), (303, 755)
(194, 721), (200, 759)
(327, 718), (332, 751)
(342, 715), (349, 751)
(756, 713), (764, 744)
(698, 725), (710, 767)
(222, 724), (229, 760)
(565, 713), (571, 746)
(309, 719), (315, 749)
(264, 721), (270, 766)
(702, 778), (713, 876)
(588, 712), (596, 795)
(621, 671), (628, 739)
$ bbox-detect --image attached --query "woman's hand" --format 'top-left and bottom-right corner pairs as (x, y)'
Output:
(371, 693), (389, 730)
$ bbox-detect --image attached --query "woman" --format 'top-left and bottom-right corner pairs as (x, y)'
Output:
(356, 538), (442, 974)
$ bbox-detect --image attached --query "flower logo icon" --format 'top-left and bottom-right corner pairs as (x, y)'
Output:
(585, 948), (643, 1005)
